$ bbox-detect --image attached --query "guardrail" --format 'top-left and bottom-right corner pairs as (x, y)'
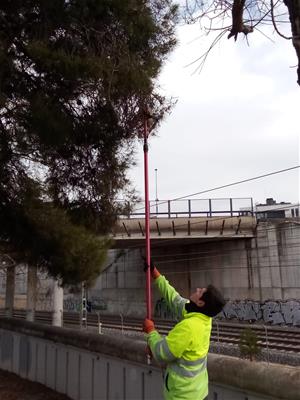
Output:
(118, 197), (254, 219)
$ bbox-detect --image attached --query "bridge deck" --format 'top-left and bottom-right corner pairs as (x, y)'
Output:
(112, 215), (256, 247)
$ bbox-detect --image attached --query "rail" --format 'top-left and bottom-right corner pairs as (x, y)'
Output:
(1, 309), (299, 355)
(118, 197), (254, 219)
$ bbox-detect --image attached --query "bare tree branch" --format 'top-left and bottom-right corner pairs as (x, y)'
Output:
(270, 0), (293, 38)
(183, 0), (300, 84)
(228, 0), (253, 40)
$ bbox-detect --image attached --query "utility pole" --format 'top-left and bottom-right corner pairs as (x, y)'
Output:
(81, 281), (87, 329)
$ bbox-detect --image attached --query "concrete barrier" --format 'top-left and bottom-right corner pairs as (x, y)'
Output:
(0, 317), (299, 400)
(208, 354), (300, 400)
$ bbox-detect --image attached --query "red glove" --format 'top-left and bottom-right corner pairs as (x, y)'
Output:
(143, 318), (155, 334)
(151, 267), (160, 280)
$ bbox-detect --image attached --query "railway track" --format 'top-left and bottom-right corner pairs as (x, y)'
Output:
(1, 309), (300, 354)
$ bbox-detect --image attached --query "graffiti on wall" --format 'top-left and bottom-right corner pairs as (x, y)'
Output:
(155, 298), (300, 326)
(64, 298), (81, 312)
(63, 296), (107, 312)
(89, 296), (107, 311)
(221, 300), (300, 326)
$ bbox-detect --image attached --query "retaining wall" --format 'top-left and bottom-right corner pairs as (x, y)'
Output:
(1, 318), (300, 400)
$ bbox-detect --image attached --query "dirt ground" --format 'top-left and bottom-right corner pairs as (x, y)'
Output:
(0, 369), (71, 400)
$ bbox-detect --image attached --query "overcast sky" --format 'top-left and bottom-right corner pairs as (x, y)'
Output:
(128, 22), (300, 208)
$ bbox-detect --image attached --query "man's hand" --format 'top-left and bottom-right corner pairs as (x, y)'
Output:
(143, 257), (160, 279)
(143, 318), (155, 334)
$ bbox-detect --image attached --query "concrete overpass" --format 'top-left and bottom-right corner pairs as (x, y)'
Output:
(111, 197), (256, 247)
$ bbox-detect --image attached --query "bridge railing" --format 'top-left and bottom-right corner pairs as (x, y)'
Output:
(119, 197), (254, 219)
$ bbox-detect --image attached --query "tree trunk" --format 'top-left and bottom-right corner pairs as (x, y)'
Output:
(284, 0), (300, 85)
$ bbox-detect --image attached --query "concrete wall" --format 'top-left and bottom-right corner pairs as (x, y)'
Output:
(1, 318), (300, 400)
(81, 221), (300, 323)
(0, 221), (299, 325)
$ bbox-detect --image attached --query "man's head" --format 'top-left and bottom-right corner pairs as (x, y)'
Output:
(188, 285), (226, 317)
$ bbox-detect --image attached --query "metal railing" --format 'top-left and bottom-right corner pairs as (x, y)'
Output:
(119, 197), (254, 219)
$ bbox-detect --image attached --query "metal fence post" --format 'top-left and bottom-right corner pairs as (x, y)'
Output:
(120, 313), (124, 335)
(215, 320), (220, 353)
(81, 282), (87, 329)
(264, 325), (270, 365)
(97, 312), (103, 334)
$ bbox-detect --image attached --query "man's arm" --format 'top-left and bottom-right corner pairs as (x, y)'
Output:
(144, 260), (188, 319)
(145, 319), (191, 364)
(154, 274), (188, 320)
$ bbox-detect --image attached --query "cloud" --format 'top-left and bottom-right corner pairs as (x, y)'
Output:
(129, 23), (300, 205)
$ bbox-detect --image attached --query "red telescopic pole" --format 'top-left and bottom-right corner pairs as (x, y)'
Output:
(143, 115), (152, 320)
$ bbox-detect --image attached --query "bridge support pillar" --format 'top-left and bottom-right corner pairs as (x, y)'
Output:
(52, 280), (63, 327)
(5, 266), (15, 317)
(26, 265), (37, 322)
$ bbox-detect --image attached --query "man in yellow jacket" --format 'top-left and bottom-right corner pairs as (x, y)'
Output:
(143, 264), (226, 400)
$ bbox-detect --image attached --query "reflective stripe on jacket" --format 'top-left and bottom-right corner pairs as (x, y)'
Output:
(147, 275), (212, 400)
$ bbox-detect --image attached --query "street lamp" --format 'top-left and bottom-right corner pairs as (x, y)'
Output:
(155, 168), (158, 215)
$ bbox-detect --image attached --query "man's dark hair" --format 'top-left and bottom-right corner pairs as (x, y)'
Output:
(200, 285), (226, 317)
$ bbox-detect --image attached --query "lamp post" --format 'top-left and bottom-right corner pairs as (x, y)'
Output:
(155, 168), (158, 215)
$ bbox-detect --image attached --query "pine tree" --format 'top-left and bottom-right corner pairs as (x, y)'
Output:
(0, 1), (178, 284)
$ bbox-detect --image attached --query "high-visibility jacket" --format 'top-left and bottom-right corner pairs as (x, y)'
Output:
(147, 275), (212, 400)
